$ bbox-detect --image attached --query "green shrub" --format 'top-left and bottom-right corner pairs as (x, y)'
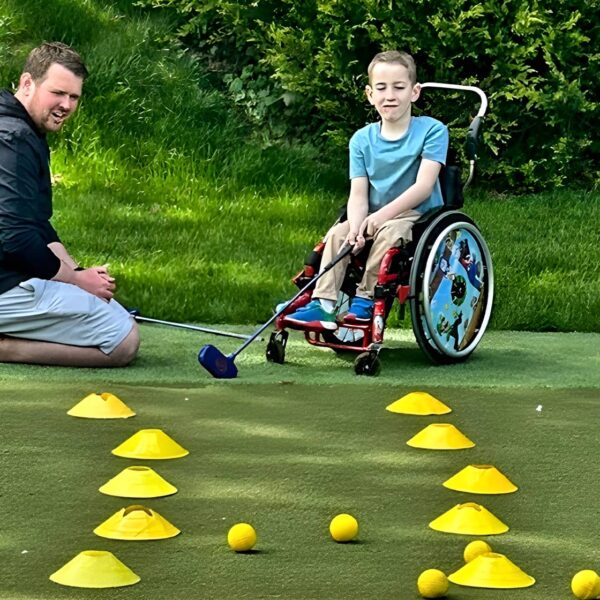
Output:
(138, 0), (599, 192)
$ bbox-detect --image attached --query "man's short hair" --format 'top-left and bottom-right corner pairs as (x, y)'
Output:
(22, 42), (89, 82)
(368, 51), (417, 85)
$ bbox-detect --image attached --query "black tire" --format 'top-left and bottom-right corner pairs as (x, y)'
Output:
(266, 331), (288, 364)
(354, 352), (381, 376)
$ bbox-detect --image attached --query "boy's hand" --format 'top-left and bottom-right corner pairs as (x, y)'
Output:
(344, 229), (360, 247)
(358, 213), (385, 239)
(344, 229), (369, 254)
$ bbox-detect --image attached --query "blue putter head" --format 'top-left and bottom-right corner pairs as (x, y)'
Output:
(198, 344), (238, 379)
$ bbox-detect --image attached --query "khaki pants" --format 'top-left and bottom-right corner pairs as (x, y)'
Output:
(313, 209), (422, 301)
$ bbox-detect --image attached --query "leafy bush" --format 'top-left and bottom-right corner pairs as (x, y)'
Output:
(138, 0), (599, 192)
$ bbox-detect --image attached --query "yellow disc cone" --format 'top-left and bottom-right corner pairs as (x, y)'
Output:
(449, 552), (535, 588)
(443, 464), (518, 494)
(112, 429), (189, 459)
(49, 550), (140, 588)
(67, 393), (135, 419)
(94, 505), (180, 540)
(429, 502), (509, 535)
(386, 392), (452, 415)
(99, 466), (177, 498)
(407, 423), (475, 450)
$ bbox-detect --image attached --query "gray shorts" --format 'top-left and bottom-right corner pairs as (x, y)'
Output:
(0, 278), (134, 354)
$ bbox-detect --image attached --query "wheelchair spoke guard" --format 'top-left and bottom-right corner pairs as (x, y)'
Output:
(410, 212), (494, 363)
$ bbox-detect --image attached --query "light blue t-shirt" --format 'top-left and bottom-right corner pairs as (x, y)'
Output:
(349, 116), (449, 214)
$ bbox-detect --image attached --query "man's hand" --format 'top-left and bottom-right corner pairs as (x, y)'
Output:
(92, 264), (113, 281)
(73, 266), (115, 301)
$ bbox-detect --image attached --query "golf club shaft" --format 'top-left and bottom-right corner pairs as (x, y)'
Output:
(134, 315), (254, 341)
(230, 244), (353, 358)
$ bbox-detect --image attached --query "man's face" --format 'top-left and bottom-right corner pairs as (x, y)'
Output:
(366, 63), (420, 124)
(18, 63), (83, 133)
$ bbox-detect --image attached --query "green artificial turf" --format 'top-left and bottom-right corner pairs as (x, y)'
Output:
(1, 327), (598, 388)
(1, 328), (599, 599)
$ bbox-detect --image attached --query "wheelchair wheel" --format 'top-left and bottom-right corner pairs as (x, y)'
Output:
(409, 211), (494, 364)
(354, 351), (381, 376)
(266, 331), (288, 364)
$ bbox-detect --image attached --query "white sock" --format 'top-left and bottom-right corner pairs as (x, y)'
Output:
(318, 299), (336, 313)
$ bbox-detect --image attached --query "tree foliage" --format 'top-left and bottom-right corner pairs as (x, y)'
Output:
(137, 1), (598, 190)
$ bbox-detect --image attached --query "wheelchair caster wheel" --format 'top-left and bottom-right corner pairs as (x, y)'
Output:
(354, 351), (381, 376)
(266, 331), (288, 364)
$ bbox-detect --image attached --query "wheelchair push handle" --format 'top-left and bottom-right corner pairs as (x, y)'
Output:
(420, 83), (487, 159)
(420, 82), (488, 118)
(420, 82), (488, 186)
(466, 116), (483, 161)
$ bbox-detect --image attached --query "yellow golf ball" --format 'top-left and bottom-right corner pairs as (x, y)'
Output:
(329, 513), (358, 542)
(571, 570), (600, 600)
(227, 523), (257, 552)
(417, 569), (449, 598)
(463, 540), (492, 563)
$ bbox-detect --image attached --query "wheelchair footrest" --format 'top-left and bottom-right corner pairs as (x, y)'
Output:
(304, 322), (373, 353)
(342, 314), (372, 325)
(281, 317), (339, 333)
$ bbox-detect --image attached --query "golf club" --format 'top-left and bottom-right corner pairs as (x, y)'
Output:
(130, 311), (257, 341)
(198, 243), (354, 378)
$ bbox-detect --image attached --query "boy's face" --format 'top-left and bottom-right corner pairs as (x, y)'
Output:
(366, 62), (420, 124)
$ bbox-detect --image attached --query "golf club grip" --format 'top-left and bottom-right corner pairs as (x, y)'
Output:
(231, 244), (353, 358)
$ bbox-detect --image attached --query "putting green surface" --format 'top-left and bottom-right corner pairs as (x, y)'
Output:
(1, 328), (599, 599)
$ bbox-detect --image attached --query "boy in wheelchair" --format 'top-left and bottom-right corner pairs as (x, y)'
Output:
(283, 50), (449, 330)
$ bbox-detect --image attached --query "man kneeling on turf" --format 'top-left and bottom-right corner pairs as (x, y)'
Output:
(0, 42), (139, 366)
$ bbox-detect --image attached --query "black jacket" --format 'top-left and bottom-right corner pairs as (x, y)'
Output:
(0, 89), (61, 295)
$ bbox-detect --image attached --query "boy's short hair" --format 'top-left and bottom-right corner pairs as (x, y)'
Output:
(368, 51), (417, 85)
(22, 42), (89, 82)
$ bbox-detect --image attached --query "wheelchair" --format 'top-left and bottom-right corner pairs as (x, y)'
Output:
(267, 83), (494, 376)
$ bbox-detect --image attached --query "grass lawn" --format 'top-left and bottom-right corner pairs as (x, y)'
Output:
(1, 326), (599, 599)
